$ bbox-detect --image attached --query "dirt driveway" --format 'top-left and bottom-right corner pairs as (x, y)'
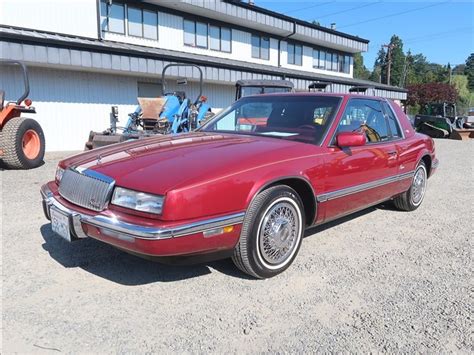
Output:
(1, 139), (472, 353)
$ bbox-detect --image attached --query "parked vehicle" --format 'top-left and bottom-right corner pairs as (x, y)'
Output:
(0, 60), (45, 169)
(85, 64), (212, 150)
(235, 79), (294, 100)
(41, 93), (438, 279)
(413, 102), (467, 138)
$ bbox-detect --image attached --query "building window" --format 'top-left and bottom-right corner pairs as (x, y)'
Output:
(143, 10), (158, 40)
(108, 3), (125, 34)
(287, 42), (302, 66)
(128, 6), (143, 37)
(314, 47), (352, 73)
(332, 53), (338, 71)
(313, 49), (324, 69)
(251, 35), (270, 60)
(184, 20), (195, 46)
(344, 55), (352, 74)
(184, 20), (208, 48)
(100, 1), (158, 40)
(209, 25), (232, 52)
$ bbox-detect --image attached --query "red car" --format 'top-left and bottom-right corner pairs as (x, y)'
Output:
(41, 93), (438, 279)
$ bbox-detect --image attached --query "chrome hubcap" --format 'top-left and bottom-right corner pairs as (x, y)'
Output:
(259, 202), (299, 265)
(412, 167), (426, 205)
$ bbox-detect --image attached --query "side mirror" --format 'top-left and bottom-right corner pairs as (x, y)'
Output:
(336, 131), (366, 147)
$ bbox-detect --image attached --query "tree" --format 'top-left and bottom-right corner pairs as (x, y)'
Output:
(406, 82), (458, 108)
(451, 75), (474, 114)
(452, 64), (466, 75)
(465, 53), (474, 92)
(353, 53), (370, 80)
(373, 35), (405, 86)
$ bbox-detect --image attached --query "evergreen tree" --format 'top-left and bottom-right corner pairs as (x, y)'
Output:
(465, 53), (474, 92)
(353, 53), (370, 80)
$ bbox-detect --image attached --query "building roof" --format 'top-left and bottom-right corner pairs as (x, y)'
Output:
(0, 25), (406, 94)
(223, 0), (370, 44)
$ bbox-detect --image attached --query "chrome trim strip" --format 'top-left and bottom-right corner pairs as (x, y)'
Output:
(316, 170), (415, 202)
(41, 184), (244, 241)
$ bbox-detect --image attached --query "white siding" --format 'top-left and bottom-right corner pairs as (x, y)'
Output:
(103, 12), (352, 79)
(0, 0), (98, 38)
(0, 67), (234, 152)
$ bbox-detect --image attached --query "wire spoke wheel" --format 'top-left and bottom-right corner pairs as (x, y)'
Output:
(258, 201), (300, 266)
(411, 166), (427, 206)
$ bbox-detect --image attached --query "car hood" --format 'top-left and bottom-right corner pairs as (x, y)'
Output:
(62, 132), (323, 195)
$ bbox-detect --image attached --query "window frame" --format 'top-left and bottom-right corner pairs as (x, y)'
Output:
(143, 9), (159, 40)
(101, 1), (159, 40)
(381, 100), (405, 140)
(330, 98), (396, 146)
(107, 2), (126, 35)
(209, 25), (232, 53)
(251, 34), (270, 60)
(287, 41), (302, 66)
(183, 19), (209, 49)
(127, 5), (144, 38)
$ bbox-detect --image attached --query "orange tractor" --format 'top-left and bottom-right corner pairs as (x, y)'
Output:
(0, 60), (45, 169)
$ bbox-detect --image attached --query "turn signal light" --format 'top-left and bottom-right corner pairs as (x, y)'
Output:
(203, 225), (234, 238)
(24, 98), (32, 106)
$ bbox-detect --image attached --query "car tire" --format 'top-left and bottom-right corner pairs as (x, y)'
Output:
(394, 161), (427, 211)
(232, 185), (305, 279)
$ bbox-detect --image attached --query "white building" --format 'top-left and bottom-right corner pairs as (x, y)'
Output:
(0, 0), (407, 151)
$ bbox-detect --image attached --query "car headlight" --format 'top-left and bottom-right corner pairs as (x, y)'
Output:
(55, 166), (65, 183)
(111, 187), (164, 214)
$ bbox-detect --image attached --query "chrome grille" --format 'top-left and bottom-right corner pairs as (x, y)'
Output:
(59, 168), (115, 211)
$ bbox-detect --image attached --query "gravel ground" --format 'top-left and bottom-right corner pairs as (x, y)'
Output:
(1, 139), (473, 353)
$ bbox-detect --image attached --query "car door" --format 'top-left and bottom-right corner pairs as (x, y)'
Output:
(321, 98), (400, 222)
(381, 100), (415, 195)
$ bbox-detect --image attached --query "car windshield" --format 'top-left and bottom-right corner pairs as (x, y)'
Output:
(200, 95), (342, 145)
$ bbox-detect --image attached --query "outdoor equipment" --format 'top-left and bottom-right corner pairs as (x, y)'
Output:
(235, 79), (294, 100)
(85, 64), (212, 150)
(0, 60), (45, 169)
(308, 82), (330, 92)
(349, 85), (376, 96)
(413, 102), (469, 139)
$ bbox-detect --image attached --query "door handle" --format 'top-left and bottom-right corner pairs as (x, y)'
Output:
(388, 151), (397, 155)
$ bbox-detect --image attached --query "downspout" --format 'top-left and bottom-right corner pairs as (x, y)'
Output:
(96, 0), (103, 41)
(278, 21), (296, 68)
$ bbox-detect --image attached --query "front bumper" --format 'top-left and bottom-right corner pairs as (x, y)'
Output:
(41, 184), (244, 256)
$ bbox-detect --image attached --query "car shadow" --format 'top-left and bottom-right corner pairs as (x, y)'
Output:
(303, 203), (398, 237)
(40, 202), (392, 285)
(40, 224), (253, 285)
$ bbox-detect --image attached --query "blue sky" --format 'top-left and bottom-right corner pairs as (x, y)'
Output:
(260, 0), (474, 70)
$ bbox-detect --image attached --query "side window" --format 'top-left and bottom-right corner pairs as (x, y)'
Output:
(336, 99), (390, 143)
(382, 101), (402, 139)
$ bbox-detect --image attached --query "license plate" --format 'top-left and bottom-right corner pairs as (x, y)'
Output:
(51, 207), (72, 242)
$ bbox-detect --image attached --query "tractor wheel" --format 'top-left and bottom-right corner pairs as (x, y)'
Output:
(0, 117), (45, 169)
